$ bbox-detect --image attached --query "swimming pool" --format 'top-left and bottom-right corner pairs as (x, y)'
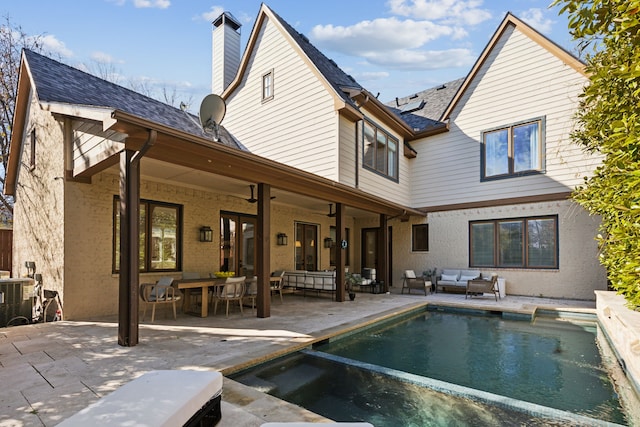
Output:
(231, 307), (634, 426)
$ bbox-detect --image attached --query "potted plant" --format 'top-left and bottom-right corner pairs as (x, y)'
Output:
(423, 268), (437, 292)
(345, 272), (362, 301)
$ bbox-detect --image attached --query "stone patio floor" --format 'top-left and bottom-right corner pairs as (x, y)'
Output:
(0, 287), (600, 426)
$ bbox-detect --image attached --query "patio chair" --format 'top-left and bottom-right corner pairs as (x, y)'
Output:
(401, 270), (430, 295)
(465, 274), (499, 301)
(140, 276), (181, 322)
(270, 270), (286, 302)
(242, 276), (259, 313)
(213, 276), (246, 317)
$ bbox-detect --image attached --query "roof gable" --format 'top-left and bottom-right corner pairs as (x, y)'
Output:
(441, 12), (585, 121)
(20, 49), (242, 149)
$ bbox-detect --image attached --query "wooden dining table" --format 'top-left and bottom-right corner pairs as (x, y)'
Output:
(174, 278), (225, 317)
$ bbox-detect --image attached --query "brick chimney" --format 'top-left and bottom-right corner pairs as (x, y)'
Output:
(212, 12), (241, 95)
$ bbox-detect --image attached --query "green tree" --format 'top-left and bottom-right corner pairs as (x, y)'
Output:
(0, 16), (46, 221)
(553, 0), (640, 308)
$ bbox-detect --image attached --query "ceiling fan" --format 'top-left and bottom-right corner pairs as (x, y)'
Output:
(245, 184), (275, 203)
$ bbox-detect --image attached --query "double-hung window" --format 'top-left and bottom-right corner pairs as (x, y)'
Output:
(262, 70), (274, 101)
(113, 197), (182, 273)
(363, 120), (398, 181)
(482, 117), (544, 180)
(469, 215), (557, 269)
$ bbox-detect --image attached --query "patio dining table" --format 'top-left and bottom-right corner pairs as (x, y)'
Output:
(174, 278), (225, 317)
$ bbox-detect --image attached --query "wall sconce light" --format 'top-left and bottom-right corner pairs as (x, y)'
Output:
(324, 237), (333, 248)
(277, 233), (288, 246)
(199, 226), (213, 242)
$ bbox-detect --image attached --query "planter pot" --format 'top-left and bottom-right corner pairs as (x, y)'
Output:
(349, 292), (356, 301)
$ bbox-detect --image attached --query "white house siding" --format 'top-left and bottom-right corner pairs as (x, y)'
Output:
(12, 92), (66, 303)
(71, 120), (125, 177)
(410, 25), (598, 208)
(223, 16), (340, 181)
(338, 115), (357, 186)
(389, 200), (606, 300)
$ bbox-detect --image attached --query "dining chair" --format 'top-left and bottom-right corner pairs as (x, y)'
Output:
(140, 276), (181, 322)
(243, 276), (258, 313)
(213, 276), (246, 317)
(270, 270), (286, 303)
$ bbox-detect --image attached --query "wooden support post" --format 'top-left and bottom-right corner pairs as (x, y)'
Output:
(379, 214), (389, 293)
(256, 183), (271, 318)
(335, 203), (346, 302)
(118, 149), (140, 347)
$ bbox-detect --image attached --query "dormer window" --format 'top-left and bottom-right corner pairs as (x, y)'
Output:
(262, 70), (274, 102)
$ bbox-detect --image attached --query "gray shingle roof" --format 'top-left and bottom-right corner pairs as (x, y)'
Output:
(23, 49), (243, 150)
(268, 8), (363, 111)
(386, 77), (465, 124)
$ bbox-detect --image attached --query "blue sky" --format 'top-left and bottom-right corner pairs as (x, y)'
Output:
(3, 0), (575, 109)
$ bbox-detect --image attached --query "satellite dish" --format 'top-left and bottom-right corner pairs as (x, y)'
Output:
(199, 94), (226, 141)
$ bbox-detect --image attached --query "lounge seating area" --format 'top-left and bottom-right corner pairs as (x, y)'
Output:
(282, 270), (336, 296)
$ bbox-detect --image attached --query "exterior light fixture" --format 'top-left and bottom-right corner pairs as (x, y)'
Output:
(200, 226), (213, 242)
(324, 237), (333, 248)
(277, 233), (288, 246)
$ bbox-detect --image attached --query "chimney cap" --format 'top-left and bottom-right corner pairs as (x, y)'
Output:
(213, 12), (241, 30)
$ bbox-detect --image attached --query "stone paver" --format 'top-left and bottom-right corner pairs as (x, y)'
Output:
(0, 290), (602, 426)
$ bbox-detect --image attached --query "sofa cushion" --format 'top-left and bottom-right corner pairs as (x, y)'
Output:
(441, 274), (458, 282)
(441, 269), (460, 278)
(460, 270), (481, 281)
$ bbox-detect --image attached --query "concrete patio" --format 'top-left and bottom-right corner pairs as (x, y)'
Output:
(0, 288), (599, 426)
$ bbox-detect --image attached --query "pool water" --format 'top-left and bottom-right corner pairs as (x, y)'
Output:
(231, 309), (630, 426)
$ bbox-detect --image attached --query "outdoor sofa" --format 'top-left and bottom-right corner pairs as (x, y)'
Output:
(435, 269), (482, 293)
(282, 270), (336, 296)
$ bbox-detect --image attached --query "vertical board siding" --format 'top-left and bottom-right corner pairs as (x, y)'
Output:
(410, 25), (598, 208)
(224, 17), (339, 180)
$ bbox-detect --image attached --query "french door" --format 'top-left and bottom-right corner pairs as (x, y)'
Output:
(295, 222), (318, 271)
(220, 212), (256, 277)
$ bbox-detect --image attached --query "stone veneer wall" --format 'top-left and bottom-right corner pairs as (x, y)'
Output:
(595, 291), (640, 408)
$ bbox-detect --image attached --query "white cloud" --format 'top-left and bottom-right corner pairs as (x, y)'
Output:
(387, 0), (492, 26)
(311, 17), (461, 56)
(90, 51), (120, 64)
(40, 34), (73, 57)
(133, 0), (170, 9)
(520, 8), (554, 34)
(364, 48), (475, 70)
(200, 6), (225, 22)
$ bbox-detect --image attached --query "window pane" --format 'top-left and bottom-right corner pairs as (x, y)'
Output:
(527, 218), (556, 267)
(412, 224), (428, 251)
(139, 205), (146, 271)
(388, 138), (397, 179)
(262, 72), (272, 99)
(484, 129), (509, 176)
(363, 122), (375, 169)
(376, 130), (387, 173)
(498, 220), (523, 267)
(514, 122), (540, 172)
(471, 222), (495, 266)
(149, 205), (176, 270)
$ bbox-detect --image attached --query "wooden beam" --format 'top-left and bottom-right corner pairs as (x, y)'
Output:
(378, 214), (389, 293)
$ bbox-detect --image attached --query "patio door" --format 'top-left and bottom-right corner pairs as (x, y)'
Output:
(295, 222), (318, 271)
(362, 228), (378, 271)
(220, 212), (256, 277)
